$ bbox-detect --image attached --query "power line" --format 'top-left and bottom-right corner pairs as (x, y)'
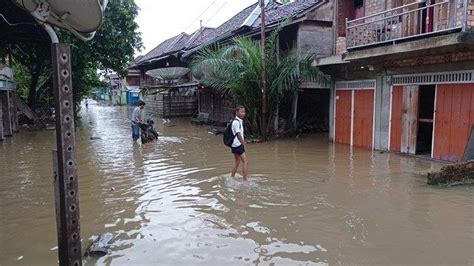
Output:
(182, 0), (218, 32)
(202, 0), (230, 27)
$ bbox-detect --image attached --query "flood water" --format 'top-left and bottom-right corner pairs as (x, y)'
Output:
(1, 103), (473, 265)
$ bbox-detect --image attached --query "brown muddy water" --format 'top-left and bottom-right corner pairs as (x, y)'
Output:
(0, 103), (473, 265)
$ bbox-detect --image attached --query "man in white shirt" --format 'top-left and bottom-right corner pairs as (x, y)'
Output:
(230, 105), (248, 181)
(131, 100), (145, 142)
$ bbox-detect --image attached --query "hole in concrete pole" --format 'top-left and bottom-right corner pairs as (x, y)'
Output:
(70, 204), (76, 211)
(62, 85), (69, 92)
(61, 53), (68, 62)
(62, 69), (69, 78)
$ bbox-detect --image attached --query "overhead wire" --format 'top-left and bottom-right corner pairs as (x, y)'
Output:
(202, 0), (230, 27)
(182, 0), (218, 32)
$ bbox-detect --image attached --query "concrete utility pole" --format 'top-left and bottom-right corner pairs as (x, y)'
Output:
(260, 0), (268, 141)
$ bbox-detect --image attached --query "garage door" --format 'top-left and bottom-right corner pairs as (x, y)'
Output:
(390, 86), (403, 152)
(433, 84), (474, 162)
(335, 90), (351, 145)
(335, 81), (375, 150)
(353, 90), (374, 149)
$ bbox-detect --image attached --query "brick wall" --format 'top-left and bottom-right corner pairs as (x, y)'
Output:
(336, 37), (347, 54)
(384, 51), (474, 68)
(456, 0), (474, 28)
(468, 1), (474, 28)
(364, 0), (386, 16)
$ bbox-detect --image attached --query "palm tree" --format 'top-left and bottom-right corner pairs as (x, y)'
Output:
(191, 26), (327, 139)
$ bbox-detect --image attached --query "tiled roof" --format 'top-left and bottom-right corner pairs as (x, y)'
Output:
(138, 32), (190, 64)
(185, 0), (321, 52)
(184, 27), (216, 50)
(137, 27), (216, 65)
(137, 0), (322, 64)
(252, 0), (321, 28)
(190, 3), (258, 47)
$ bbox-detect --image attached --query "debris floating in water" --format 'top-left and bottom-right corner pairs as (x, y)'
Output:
(85, 233), (114, 257)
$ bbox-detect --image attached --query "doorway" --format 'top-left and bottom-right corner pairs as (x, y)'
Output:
(416, 85), (435, 155)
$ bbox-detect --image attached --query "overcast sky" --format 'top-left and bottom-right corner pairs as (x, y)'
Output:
(134, 0), (257, 56)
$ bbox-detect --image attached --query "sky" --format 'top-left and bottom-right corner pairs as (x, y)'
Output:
(134, 0), (257, 56)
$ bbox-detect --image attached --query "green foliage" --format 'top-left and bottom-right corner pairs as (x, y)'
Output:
(4, 0), (142, 111)
(191, 26), (326, 138)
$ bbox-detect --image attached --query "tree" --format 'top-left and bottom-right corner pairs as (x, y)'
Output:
(7, 0), (142, 111)
(191, 27), (326, 139)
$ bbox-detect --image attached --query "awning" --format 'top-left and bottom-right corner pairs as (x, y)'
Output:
(126, 86), (140, 93)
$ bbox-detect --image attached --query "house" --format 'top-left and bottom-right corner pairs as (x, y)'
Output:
(181, 0), (335, 128)
(131, 27), (215, 117)
(316, 0), (474, 162)
(103, 72), (119, 102)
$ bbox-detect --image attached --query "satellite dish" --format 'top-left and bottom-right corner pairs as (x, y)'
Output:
(146, 67), (190, 81)
(15, 0), (107, 40)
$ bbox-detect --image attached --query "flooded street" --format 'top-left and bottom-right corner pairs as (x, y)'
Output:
(1, 103), (473, 265)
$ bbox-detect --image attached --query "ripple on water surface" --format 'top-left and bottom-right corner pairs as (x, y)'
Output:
(0, 103), (473, 265)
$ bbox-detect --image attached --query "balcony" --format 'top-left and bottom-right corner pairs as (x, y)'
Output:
(346, 0), (471, 50)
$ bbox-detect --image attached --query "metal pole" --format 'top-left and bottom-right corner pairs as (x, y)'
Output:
(462, 0), (468, 31)
(52, 43), (82, 266)
(260, 0), (268, 141)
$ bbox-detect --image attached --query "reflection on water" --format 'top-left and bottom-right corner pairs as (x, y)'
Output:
(1, 103), (473, 265)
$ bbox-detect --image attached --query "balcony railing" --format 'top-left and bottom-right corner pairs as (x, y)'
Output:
(346, 0), (468, 49)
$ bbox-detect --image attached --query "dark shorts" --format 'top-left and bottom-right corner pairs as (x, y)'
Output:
(231, 145), (245, 155)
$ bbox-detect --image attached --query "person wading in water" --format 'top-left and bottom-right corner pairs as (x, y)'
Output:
(230, 105), (249, 181)
(131, 100), (145, 143)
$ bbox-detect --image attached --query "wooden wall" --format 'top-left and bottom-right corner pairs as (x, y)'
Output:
(335, 89), (374, 149)
(198, 90), (234, 124)
(353, 89), (374, 149)
(335, 90), (352, 145)
(433, 84), (474, 162)
(390, 85), (403, 152)
(144, 94), (197, 118)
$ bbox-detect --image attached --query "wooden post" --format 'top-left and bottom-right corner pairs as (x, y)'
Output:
(291, 91), (299, 134)
(260, 0), (268, 141)
(10, 91), (19, 132)
(3, 90), (12, 136)
(51, 43), (82, 266)
(0, 92), (4, 140)
(401, 85), (419, 155)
